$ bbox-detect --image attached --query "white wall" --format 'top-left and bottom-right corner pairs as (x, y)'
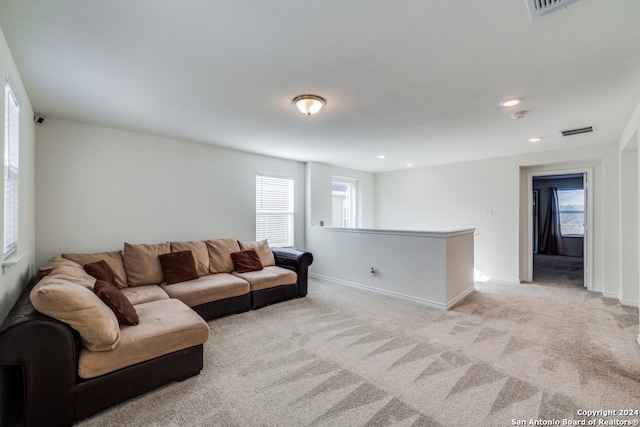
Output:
(620, 146), (638, 306)
(35, 118), (306, 267)
(618, 98), (640, 342)
(374, 143), (624, 304)
(374, 155), (520, 283)
(306, 161), (375, 228)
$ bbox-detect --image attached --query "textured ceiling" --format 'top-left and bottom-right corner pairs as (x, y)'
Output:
(1, 1), (639, 172)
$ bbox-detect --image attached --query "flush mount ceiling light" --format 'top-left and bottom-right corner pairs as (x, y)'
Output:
(500, 97), (522, 107)
(293, 95), (326, 116)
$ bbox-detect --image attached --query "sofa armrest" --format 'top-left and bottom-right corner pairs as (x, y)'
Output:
(0, 278), (80, 427)
(272, 248), (313, 296)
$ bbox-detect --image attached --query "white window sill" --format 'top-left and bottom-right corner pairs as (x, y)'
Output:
(2, 251), (29, 274)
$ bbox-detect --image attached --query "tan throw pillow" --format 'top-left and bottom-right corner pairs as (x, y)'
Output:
(159, 251), (199, 285)
(84, 260), (115, 284)
(123, 242), (171, 286)
(205, 238), (241, 273)
(62, 251), (128, 288)
(93, 280), (139, 325)
(238, 240), (275, 267)
(30, 277), (120, 352)
(231, 250), (264, 273)
(169, 241), (209, 276)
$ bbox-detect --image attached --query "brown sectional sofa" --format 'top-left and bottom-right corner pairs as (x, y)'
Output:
(0, 238), (313, 427)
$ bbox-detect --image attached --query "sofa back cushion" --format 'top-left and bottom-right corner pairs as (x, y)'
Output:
(37, 256), (88, 279)
(30, 274), (120, 352)
(62, 251), (128, 288)
(36, 258), (97, 290)
(238, 239), (275, 267)
(169, 241), (209, 276)
(123, 242), (171, 286)
(205, 238), (241, 273)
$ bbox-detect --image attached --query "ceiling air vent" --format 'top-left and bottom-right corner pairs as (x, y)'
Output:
(526, 0), (581, 21)
(561, 126), (594, 137)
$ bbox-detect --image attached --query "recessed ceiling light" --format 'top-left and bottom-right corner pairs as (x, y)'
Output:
(406, 163), (413, 168)
(500, 97), (522, 107)
(528, 137), (542, 143)
(377, 155), (386, 159)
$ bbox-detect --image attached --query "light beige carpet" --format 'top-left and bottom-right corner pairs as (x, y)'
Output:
(78, 277), (640, 427)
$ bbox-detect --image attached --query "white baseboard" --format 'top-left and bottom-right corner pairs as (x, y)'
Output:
(309, 273), (449, 310)
(446, 286), (475, 310)
(484, 275), (521, 285)
(602, 291), (619, 300)
(619, 298), (640, 308)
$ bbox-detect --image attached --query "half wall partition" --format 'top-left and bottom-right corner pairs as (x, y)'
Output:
(306, 227), (475, 309)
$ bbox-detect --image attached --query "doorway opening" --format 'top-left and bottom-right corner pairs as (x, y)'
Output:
(533, 174), (585, 286)
(524, 168), (592, 289)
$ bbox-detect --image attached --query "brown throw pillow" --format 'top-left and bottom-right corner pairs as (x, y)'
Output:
(231, 250), (264, 273)
(158, 251), (199, 285)
(93, 280), (139, 326)
(84, 260), (115, 284)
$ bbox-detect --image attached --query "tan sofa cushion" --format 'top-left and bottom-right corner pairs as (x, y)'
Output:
(62, 251), (128, 288)
(206, 238), (240, 273)
(121, 284), (169, 306)
(160, 273), (249, 307)
(40, 262), (96, 290)
(30, 276), (120, 352)
(232, 266), (297, 292)
(37, 256), (86, 279)
(78, 298), (209, 379)
(123, 242), (171, 286)
(170, 241), (209, 276)
(238, 240), (275, 267)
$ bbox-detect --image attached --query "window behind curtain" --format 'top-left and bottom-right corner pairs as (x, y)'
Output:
(557, 188), (584, 236)
(4, 78), (20, 257)
(256, 175), (294, 247)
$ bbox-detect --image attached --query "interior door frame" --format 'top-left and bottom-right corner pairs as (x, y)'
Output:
(525, 167), (593, 289)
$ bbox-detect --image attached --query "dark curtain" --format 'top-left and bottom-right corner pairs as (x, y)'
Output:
(539, 187), (565, 255)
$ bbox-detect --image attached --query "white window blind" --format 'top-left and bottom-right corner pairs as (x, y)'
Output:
(256, 175), (294, 247)
(4, 78), (20, 257)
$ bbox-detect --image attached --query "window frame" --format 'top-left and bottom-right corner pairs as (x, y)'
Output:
(331, 176), (359, 228)
(255, 174), (294, 247)
(3, 77), (20, 258)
